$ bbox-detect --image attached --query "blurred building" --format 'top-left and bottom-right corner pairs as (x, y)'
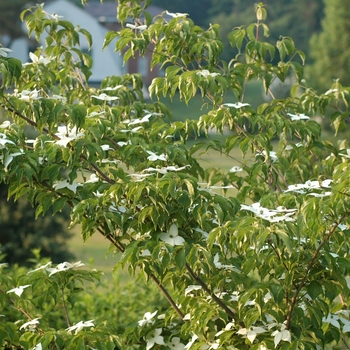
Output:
(9, 0), (166, 85)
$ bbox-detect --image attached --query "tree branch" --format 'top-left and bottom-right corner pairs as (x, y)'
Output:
(185, 263), (237, 321)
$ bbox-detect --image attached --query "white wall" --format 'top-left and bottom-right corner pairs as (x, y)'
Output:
(10, 0), (123, 83)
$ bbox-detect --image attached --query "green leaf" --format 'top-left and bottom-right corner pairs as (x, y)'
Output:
(174, 248), (186, 270)
(274, 229), (292, 254)
(246, 23), (256, 41)
(52, 196), (68, 215)
(103, 31), (119, 50)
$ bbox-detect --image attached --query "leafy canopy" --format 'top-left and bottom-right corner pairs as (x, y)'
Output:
(1, 0), (350, 349)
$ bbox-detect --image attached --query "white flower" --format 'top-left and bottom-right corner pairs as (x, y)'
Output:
(109, 204), (127, 213)
(338, 224), (348, 231)
(166, 337), (185, 349)
(2, 150), (24, 170)
(0, 47), (13, 57)
(208, 340), (220, 349)
(165, 10), (188, 18)
(32, 343), (42, 350)
(101, 144), (113, 151)
(183, 313), (191, 320)
(7, 285), (31, 297)
(55, 125), (84, 147)
(143, 165), (190, 174)
(229, 291), (240, 302)
(256, 150), (278, 162)
(285, 142), (303, 150)
(159, 224), (185, 246)
(271, 324), (291, 347)
(0, 133), (15, 149)
(20, 318), (40, 331)
(51, 13), (64, 20)
(222, 102), (250, 108)
(17, 89), (41, 101)
(117, 141), (129, 147)
(120, 126), (144, 133)
(138, 310), (158, 327)
(241, 202), (296, 223)
(92, 93), (119, 101)
(0, 263), (8, 268)
(185, 285), (202, 296)
(339, 149), (350, 158)
(46, 261), (84, 276)
(213, 253), (237, 271)
(126, 23), (148, 31)
(184, 334), (198, 349)
(26, 52), (51, 66)
(146, 151), (168, 161)
(237, 326), (267, 343)
(27, 261), (52, 274)
(0, 120), (12, 129)
(66, 320), (94, 334)
(229, 166), (243, 173)
(215, 322), (235, 337)
(53, 180), (82, 194)
(197, 70), (219, 78)
(287, 113), (310, 121)
(127, 111), (162, 125)
(85, 174), (100, 183)
(241, 202), (274, 218)
(322, 314), (341, 329)
(146, 328), (165, 350)
(285, 179), (332, 193)
(141, 249), (151, 256)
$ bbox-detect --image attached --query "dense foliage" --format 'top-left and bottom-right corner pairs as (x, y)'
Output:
(1, 0), (350, 349)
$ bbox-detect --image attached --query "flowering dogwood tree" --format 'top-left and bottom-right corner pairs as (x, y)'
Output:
(1, 1), (350, 349)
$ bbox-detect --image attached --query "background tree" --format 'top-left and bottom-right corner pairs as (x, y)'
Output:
(306, 0), (350, 91)
(0, 0), (38, 46)
(208, 0), (323, 62)
(0, 183), (74, 265)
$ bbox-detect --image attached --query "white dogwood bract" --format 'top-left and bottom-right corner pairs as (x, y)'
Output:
(20, 318), (40, 331)
(237, 326), (267, 343)
(145, 328), (165, 350)
(159, 224), (185, 246)
(66, 320), (94, 335)
(7, 285), (31, 297)
(138, 311), (158, 327)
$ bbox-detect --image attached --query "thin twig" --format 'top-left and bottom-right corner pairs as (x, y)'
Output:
(61, 287), (71, 327)
(149, 274), (185, 320)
